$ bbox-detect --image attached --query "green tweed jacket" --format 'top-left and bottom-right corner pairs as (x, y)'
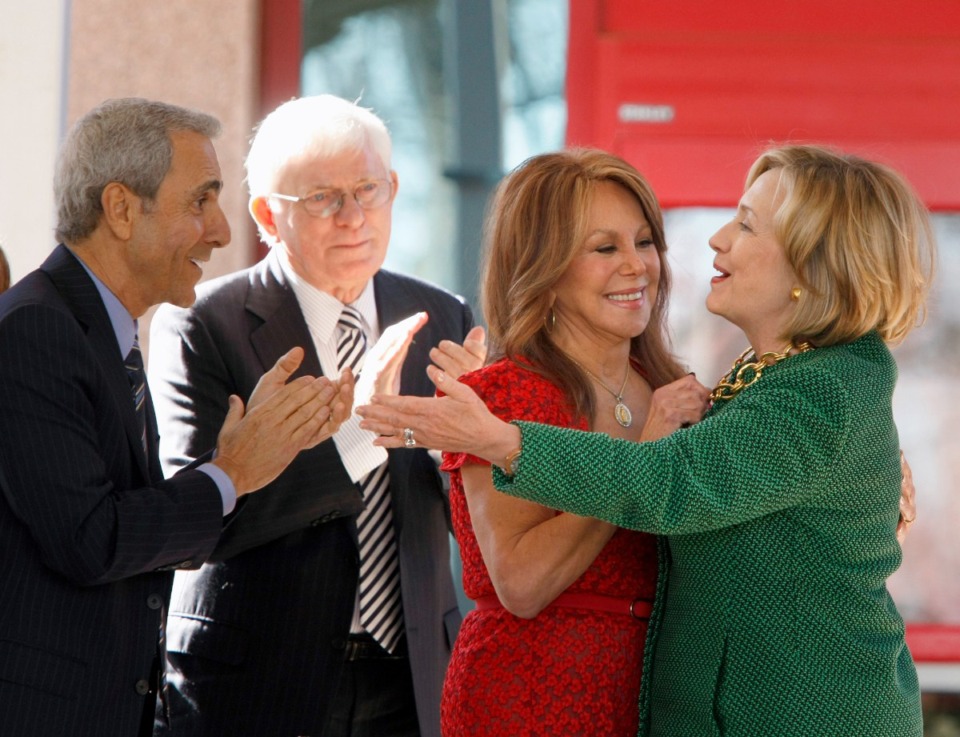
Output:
(494, 332), (921, 736)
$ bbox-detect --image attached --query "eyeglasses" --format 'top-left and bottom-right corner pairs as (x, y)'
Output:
(270, 179), (393, 219)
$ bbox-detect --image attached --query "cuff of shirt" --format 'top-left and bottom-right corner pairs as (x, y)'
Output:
(197, 462), (237, 516)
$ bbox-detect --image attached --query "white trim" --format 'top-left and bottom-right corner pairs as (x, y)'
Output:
(916, 663), (960, 692)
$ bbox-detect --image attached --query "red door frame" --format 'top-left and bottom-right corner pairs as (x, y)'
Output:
(258, 0), (301, 120)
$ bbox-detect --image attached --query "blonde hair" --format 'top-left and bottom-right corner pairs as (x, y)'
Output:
(748, 145), (936, 346)
(481, 148), (685, 423)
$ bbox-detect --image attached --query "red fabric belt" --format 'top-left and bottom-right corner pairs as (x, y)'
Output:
(473, 592), (653, 620)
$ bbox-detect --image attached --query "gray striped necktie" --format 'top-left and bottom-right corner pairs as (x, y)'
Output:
(124, 335), (148, 456)
(125, 332), (164, 687)
(337, 306), (404, 653)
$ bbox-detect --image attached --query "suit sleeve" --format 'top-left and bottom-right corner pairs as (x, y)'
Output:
(0, 304), (222, 585)
(494, 367), (852, 535)
(150, 302), (233, 478)
(150, 295), (367, 561)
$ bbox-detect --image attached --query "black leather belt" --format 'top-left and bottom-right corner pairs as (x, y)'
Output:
(336, 633), (407, 661)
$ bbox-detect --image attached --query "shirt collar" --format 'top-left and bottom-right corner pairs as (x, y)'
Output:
(276, 249), (380, 341)
(75, 257), (138, 358)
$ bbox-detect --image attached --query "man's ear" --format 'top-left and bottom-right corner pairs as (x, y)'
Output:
(249, 196), (279, 237)
(100, 182), (138, 240)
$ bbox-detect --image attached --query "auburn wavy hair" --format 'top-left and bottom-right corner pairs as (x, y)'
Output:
(480, 148), (686, 423)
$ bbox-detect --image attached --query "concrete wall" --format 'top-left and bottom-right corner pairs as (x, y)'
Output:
(1, 0), (263, 353)
(67, 0), (263, 295)
(0, 0), (67, 283)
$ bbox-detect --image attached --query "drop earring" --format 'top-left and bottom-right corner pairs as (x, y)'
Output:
(544, 308), (556, 332)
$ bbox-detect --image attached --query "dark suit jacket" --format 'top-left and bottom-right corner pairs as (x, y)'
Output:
(0, 245), (224, 737)
(148, 250), (472, 737)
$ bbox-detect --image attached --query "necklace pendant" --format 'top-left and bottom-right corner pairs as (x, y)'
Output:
(614, 401), (633, 428)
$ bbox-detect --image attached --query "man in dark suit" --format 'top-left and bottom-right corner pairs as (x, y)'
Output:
(148, 94), (479, 737)
(0, 98), (349, 737)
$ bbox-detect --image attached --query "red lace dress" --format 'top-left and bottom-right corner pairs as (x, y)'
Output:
(439, 358), (659, 736)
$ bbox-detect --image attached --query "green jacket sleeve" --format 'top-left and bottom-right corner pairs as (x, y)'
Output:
(493, 360), (852, 535)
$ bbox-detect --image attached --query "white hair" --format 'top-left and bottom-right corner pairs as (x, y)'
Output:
(245, 95), (392, 200)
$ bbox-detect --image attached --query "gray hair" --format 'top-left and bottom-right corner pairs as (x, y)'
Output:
(54, 98), (221, 244)
(245, 94), (392, 202)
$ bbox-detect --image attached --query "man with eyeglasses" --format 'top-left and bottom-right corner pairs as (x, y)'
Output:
(148, 95), (483, 737)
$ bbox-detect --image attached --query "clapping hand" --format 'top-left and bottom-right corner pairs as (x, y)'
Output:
(353, 312), (430, 407)
(428, 325), (487, 380)
(213, 347), (354, 496)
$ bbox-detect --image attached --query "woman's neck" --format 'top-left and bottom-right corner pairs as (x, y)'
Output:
(552, 332), (632, 383)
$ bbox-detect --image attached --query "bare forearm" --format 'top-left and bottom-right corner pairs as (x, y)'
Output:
(486, 513), (617, 618)
(464, 465), (616, 618)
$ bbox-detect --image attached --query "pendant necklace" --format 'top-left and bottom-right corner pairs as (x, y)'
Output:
(571, 358), (633, 428)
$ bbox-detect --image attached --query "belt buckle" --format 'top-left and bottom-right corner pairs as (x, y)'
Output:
(629, 599), (650, 620)
(341, 633), (405, 661)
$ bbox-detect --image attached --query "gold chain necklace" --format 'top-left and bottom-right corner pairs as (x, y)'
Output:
(570, 358), (633, 428)
(710, 341), (813, 403)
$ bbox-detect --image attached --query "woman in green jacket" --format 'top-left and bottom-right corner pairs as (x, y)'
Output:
(359, 144), (934, 736)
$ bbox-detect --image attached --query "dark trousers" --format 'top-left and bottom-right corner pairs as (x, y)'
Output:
(322, 635), (420, 737)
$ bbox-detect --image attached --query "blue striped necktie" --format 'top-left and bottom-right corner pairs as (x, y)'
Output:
(337, 306), (405, 653)
(124, 332), (165, 695)
(124, 335), (148, 456)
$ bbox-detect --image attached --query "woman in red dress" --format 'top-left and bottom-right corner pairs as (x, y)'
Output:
(438, 149), (710, 735)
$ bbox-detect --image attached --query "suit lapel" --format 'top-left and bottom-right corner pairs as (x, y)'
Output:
(41, 245), (153, 481)
(372, 271), (407, 339)
(247, 250), (323, 378)
(372, 271), (422, 393)
(246, 251), (366, 544)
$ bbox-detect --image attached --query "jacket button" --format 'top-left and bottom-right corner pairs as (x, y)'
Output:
(146, 594), (163, 610)
(135, 679), (151, 695)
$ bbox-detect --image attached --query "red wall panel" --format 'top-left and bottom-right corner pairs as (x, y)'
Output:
(567, 0), (960, 208)
(259, 0), (302, 120)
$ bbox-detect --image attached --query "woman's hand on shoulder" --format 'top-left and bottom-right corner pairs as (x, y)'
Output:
(638, 374), (711, 442)
(897, 451), (917, 545)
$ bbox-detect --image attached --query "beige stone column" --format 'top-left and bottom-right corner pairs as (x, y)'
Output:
(0, 0), (66, 283)
(66, 0), (263, 355)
